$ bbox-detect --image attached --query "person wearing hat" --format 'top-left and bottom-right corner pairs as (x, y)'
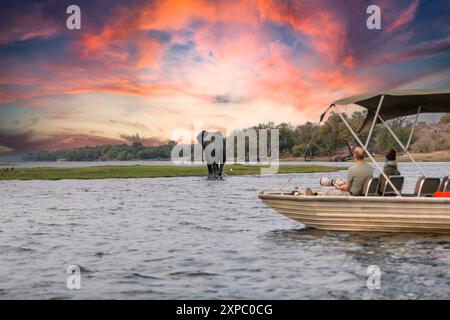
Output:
(383, 149), (401, 176)
(378, 148), (401, 194)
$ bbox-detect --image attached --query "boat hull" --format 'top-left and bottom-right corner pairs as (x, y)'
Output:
(259, 193), (450, 233)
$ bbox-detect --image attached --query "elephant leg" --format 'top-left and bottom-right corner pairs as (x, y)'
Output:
(218, 164), (224, 178)
(207, 164), (213, 179)
(212, 163), (219, 179)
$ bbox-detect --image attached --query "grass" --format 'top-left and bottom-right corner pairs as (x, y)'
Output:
(0, 164), (346, 181)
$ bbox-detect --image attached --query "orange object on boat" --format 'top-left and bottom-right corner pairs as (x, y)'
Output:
(434, 192), (450, 198)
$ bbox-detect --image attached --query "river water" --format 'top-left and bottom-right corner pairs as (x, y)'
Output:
(0, 162), (449, 299)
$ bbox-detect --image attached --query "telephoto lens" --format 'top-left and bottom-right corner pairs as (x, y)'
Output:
(319, 177), (345, 187)
(319, 177), (334, 187)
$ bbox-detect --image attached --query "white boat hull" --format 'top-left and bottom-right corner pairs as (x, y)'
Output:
(259, 193), (450, 233)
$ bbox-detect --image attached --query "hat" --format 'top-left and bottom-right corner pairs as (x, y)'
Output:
(385, 149), (396, 161)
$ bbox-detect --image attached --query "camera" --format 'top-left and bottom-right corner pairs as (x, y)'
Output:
(319, 177), (345, 187)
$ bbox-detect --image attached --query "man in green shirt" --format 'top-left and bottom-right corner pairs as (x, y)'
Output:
(328, 147), (374, 196)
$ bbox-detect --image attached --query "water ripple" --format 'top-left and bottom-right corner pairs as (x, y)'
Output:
(0, 162), (450, 299)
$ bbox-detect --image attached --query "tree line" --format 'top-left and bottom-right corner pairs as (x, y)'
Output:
(23, 142), (177, 161)
(23, 112), (449, 161)
(256, 111), (449, 159)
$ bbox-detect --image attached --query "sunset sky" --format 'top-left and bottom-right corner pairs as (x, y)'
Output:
(1, 0), (450, 154)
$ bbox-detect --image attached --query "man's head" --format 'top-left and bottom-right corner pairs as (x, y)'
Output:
(353, 147), (365, 161)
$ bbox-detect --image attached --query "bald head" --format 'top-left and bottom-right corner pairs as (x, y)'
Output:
(353, 147), (365, 161)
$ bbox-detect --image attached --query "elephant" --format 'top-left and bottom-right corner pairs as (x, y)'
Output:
(196, 130), (226, 180)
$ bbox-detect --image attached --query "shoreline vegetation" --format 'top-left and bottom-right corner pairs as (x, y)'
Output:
(0, 164), (346, 181)
(281, 150), (450, 162)
(17, 112), (449, 163)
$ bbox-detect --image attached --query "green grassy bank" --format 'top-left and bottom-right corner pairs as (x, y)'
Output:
(0, 164), (346, 181)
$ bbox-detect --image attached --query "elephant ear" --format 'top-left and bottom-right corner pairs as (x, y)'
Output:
(196, 130), (207, 145)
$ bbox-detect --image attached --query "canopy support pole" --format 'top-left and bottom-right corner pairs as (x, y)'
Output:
(406, 106), (421, 151)
(377, 115), (426, 177)
(365, 95), (385, 148)
(302, 125), (319, 160)
(302, 104), (334, 160)
(332, 105), (401, 196)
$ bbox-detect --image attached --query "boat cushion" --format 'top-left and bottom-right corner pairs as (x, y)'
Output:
(363, 177), (379, 196)
(438, 176), (449, 192)
(415, 177), (441, 196)
(381, 176), (404, 196)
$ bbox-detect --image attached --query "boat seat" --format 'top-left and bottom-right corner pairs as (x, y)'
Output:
(414, 177), (441, 197)
(380, 176), (404, 196)
(363, 177), (379, 196)
(438, 176), (450, 192)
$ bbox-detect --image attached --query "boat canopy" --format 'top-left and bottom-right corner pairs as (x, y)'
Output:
(333, 88), (450, 131)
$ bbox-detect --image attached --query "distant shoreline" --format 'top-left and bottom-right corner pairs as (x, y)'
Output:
(0, 164), (346, 181)
(281, 150), (450, 163)
(2, 150), (449, 165)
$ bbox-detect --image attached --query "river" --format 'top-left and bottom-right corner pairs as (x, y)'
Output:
(0, 162), (449, 299)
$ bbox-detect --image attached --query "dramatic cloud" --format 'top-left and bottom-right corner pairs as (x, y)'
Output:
(0, 0), (449, 154)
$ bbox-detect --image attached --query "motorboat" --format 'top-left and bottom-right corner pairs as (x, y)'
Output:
(259, 88), (450, 233)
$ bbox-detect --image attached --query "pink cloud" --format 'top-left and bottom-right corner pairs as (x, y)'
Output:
(386, 0), (420, 33)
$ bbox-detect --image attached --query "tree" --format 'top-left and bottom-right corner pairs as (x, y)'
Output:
(316, 113), (350, 156)
(292, 143), (319, 157)
(374, 125), (415, 152)
(276, 123), (295, 154)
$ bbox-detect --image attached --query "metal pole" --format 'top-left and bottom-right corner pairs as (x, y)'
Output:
(332, 106), (401, 196)
(377, 115), (426, 177)
(302, 125), (320, 159)
(302, 105), (334, 159)
(406, 106), (421, 150)
(365, 95), (385, 148)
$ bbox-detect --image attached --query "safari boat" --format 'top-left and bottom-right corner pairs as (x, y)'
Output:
(259, 89), (450, 233)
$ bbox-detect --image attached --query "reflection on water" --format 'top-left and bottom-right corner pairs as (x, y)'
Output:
(0, 163), (449, 299)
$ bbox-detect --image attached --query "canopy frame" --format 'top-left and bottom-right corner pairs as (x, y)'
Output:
(331, 105), (402, 196)
(376, 114), (426, 177)
(406, 106), (421, 150)
(355, 93), (426, 176)
(312, 88), (450, 196)
(365, 95), (384, 148)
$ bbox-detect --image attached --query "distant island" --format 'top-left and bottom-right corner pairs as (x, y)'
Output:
(23, 141), (176, 162)
(22, 112), (450, 162)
